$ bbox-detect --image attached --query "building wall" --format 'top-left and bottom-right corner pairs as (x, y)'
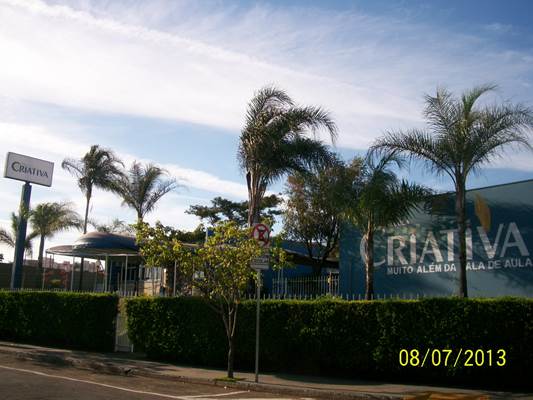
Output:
(339, 179), (533, 297)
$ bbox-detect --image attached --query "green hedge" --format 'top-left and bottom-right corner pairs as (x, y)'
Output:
(0, 291), (119, 351)
(126, 296), (533, 388)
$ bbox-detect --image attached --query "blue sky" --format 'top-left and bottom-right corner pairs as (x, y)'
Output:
(1, 0), (532, 260)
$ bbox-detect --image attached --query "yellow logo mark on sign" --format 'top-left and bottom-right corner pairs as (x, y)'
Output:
(474, 194), (491, 233)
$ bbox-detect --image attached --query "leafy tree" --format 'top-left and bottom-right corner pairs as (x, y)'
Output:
(348, 153), (428, 300)
(62, 145), (124, 289)
(136, 221), (288, 379)
(30, 202), (82, 269)
(136, 222), (183, 284)
(371, 85), (533, 297)
(284, 157), (362, 275)
(135, 222), (206, 295)
(238, 85), (337, 226)
(0, 211), (37, 258)
(117, 161), (177, 222)
(174, 222), (285, 379)
(186, 194), (283, 227)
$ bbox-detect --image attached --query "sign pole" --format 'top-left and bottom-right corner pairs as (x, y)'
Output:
(250, 222), (270, 384)
(254, 268), (260, 383)
(11, 182), (32, 289)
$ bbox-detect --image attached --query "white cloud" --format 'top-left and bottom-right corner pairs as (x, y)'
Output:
(3, 0), (531, 151)
(0, 121), (249, 259)
(1, 0), (533, 260)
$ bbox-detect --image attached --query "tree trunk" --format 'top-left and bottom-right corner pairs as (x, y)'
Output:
(455, 178), (468, 298)
(83, 192), (90, 234)
(37, 234), (45, 269)
(224, 305), (238, 379)
(246, 171), (264, 227)
(79, 193), (91, 291)
(246, 171), (254, 227)
(227, 334), (235, 379)
(364, 226), (374, 300)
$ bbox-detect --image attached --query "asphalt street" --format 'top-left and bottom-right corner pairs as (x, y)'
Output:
(0, 355), (310, 400)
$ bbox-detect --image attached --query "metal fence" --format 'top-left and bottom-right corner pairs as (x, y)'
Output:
(272, 274), (340, 297)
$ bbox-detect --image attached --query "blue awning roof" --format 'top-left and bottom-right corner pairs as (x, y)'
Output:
(46, 232), (139, 257)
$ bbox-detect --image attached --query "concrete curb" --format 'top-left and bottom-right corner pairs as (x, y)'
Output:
(0, 344), (401, 399)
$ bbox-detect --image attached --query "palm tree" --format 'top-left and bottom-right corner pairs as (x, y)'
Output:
(238, 85), (338, 226)
(117, 161), (177, 222)
(349, 152), (428, 300)
(30, 202), (82, 269)
(62, 145), (124, 289)
(90, 218), (135, 236)
(0, 212), (36, 258)
(371, 85), (533, 297)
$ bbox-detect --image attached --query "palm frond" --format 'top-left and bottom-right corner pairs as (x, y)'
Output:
(117, 161), (178, 220)
(0, 227), (14, 247)
(30, 202), (82, 239)
(372, 84), (533, 184)
(371, 129), (456, 181)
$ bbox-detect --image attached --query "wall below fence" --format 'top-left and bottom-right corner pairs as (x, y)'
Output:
(0, 263), (103, 291)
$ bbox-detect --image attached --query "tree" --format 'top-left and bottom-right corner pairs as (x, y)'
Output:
(135, 222), (206, 295)
(174, 222), (285, 379)
(90, 218), (134, 236)
(62, 145), (124, 289)
(186, 194), (283, 227)
(284, 157), (362, 275)
(0, 211), (36, 258)
(238, 85), (337, 226)
(371, 85), (533, 297)
(117, 161), (177, 222)
(136, 221), (288, 379)
(30, 202), (82, 269)
(348, 153), (428, 300)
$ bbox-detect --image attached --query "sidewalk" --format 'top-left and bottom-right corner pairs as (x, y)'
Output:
(0, 341), (529, 400)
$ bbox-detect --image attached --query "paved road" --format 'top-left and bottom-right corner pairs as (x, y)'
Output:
(0, 355), (310, 400)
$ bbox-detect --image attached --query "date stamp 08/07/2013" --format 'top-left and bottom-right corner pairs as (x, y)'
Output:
(399, 349), (507, 368)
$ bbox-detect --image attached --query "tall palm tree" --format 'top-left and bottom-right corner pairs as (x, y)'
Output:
(117, 161), (177, 222)
(349, 152), (428, 300)
(0, 212), (36, 258)
(371, 85), (533, 297)
(238, 85), (338, 226)
(30, 202), (82, 269)
(62, 145), (124, 289)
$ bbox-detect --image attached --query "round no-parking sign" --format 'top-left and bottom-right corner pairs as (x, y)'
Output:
(252, 223), (270, 247)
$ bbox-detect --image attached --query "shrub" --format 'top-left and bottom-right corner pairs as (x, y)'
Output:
(0, 291), (118, 351)
(125, 296), (533, 389)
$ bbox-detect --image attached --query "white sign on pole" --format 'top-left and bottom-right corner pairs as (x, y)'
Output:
(251, 223), (271, 270)
(4, 152), (54, 187)
(251, 251), (270, 270)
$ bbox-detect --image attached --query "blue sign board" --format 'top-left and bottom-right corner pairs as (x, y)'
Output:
(339, 179), (533, 297)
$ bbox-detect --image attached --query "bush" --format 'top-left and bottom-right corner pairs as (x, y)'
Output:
(125, 296), (533, 389)
(0, 291), (118, 351)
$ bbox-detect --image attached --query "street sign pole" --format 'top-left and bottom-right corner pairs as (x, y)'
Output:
(250, 223), (270, 384)
(254, 268), (260, 383)
(11, 182), (32, 289)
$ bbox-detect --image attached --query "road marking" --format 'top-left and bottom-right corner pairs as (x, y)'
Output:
(182, 391), (248, 398)
(0, 364), (217, 399)
(0, 364), (302, 399)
